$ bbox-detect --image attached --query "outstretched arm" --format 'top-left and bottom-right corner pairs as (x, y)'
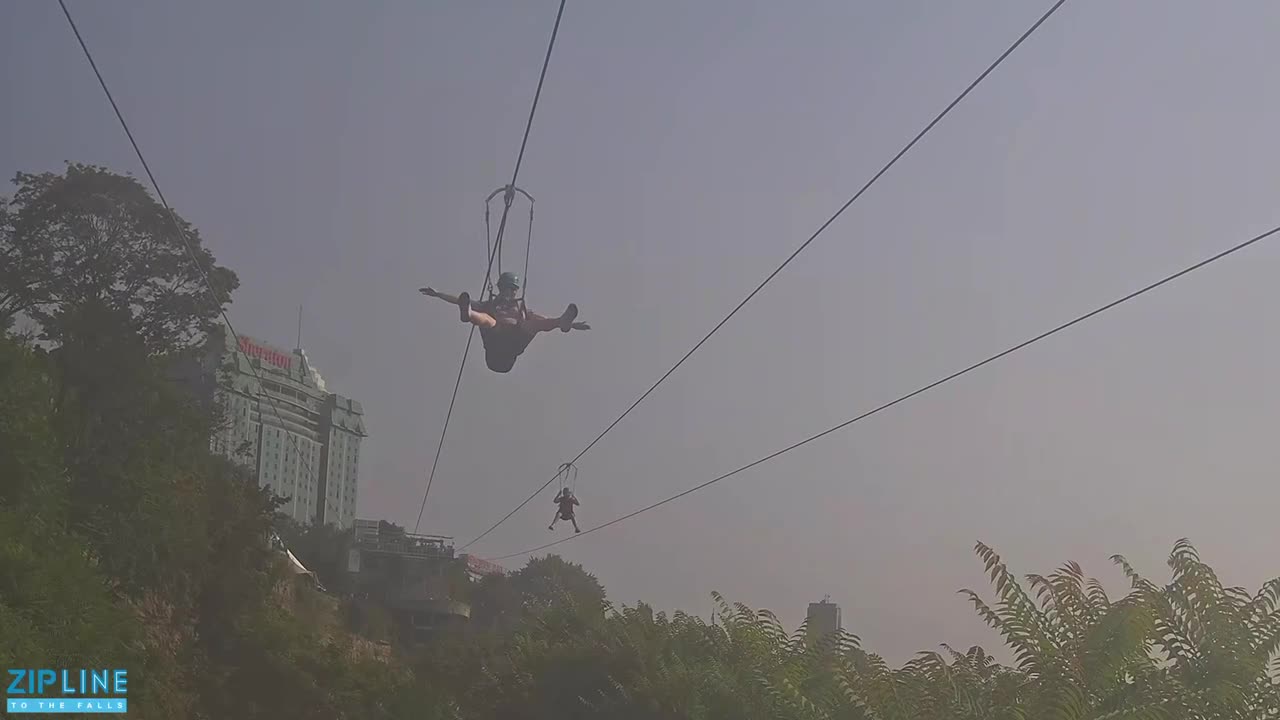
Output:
(419, 287), (462, 304)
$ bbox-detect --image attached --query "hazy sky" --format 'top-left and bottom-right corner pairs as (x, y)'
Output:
(6, 1), (1280, 663)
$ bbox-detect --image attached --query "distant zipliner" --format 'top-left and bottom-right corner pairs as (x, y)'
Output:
(420, 185), (589, 373)
(549, 487), (580, 533)
(549, 463), (581, 533)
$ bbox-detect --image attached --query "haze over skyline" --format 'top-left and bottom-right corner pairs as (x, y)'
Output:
(6, 1), (1280, 663)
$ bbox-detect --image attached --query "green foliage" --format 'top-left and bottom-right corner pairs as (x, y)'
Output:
(0, 163), (238, 351)
(513, 555), (607, 615)
(7, 293), (1280, 718)
(0, 324), (426, 718)
(465, 554), (605, 634)
(5, 160), (1280, 719)
(0, 511), (138, 677)
(274, 516), (353, 593)
(0, 335), (62, 513)
(420, 542), (1280, 720)
(0, 165), (417, 718)
(8, 321), (1280, 720)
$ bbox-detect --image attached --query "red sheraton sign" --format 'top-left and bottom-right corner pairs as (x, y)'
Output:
(238, 337), (293, 369)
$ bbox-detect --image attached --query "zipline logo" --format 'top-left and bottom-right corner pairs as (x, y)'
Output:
(6, 669), (127, 714)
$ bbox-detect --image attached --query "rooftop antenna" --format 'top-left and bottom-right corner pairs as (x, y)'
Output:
(295, 305), (303, 350)
(822, 594), (831, 604)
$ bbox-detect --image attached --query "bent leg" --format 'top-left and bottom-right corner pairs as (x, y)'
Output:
(454, 292), (498, 328)
(522, 311), (559, 333)
(522, 305), (578, 334)
(571, 517), (580, 533)
(468, 309), (498, 329)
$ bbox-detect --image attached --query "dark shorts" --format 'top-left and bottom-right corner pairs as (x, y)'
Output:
(480, 326), (536, 373)
(557, 508), (575, 520)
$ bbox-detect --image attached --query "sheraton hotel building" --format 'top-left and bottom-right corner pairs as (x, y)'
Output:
(178, 325), (367, 528)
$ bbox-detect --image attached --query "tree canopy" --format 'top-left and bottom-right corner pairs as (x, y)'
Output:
(3, 161), (1280, 719)
(0, 163), (238, 351)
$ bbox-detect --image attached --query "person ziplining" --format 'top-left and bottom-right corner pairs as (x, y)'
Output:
(549, 487), (580, 533)
(420, 272), (589, 373)
(548, 463), (582, 533)
(420, 184), (589, 374)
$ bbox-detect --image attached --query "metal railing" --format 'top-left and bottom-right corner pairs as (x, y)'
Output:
(352, 523), (455, 559)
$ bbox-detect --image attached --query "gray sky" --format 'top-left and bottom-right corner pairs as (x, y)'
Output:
(6, 0), (1280, 663)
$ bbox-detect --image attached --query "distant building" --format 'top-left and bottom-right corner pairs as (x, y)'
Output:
(459, 554), (507, 582)
(178, 325), (367, 528)
(345, 519), (471, 645)
(806, 596), (842, 644)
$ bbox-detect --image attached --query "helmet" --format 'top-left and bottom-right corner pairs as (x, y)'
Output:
(497, 272), (521, 291)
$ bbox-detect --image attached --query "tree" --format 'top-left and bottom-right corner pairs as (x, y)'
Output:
(0, 172), (434, 718)
(464, 554), (606, 633)
(0, 335), (62, 512)
(512, 554), (607, 615)
(468, 572), (524, 631)
(956, 542), (1168, 719)
(49, 302), (221, 601)
(1113, 540), (1280, 718)
(0, 198), (20, 332)
(1, 163), (238, 351)
(11, 279), (1280, 720)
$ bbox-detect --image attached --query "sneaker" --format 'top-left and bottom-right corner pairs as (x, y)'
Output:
(559, 303), (579, 332)
(458, 292), (472, 323)
(549, 525), (555, 531)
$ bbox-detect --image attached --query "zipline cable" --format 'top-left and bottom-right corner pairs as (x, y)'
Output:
(459, 0), (1069, 552)
(414, 0), (568, 533)
(59, 1), (328, 497)
(488, 221), (1280, 560)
